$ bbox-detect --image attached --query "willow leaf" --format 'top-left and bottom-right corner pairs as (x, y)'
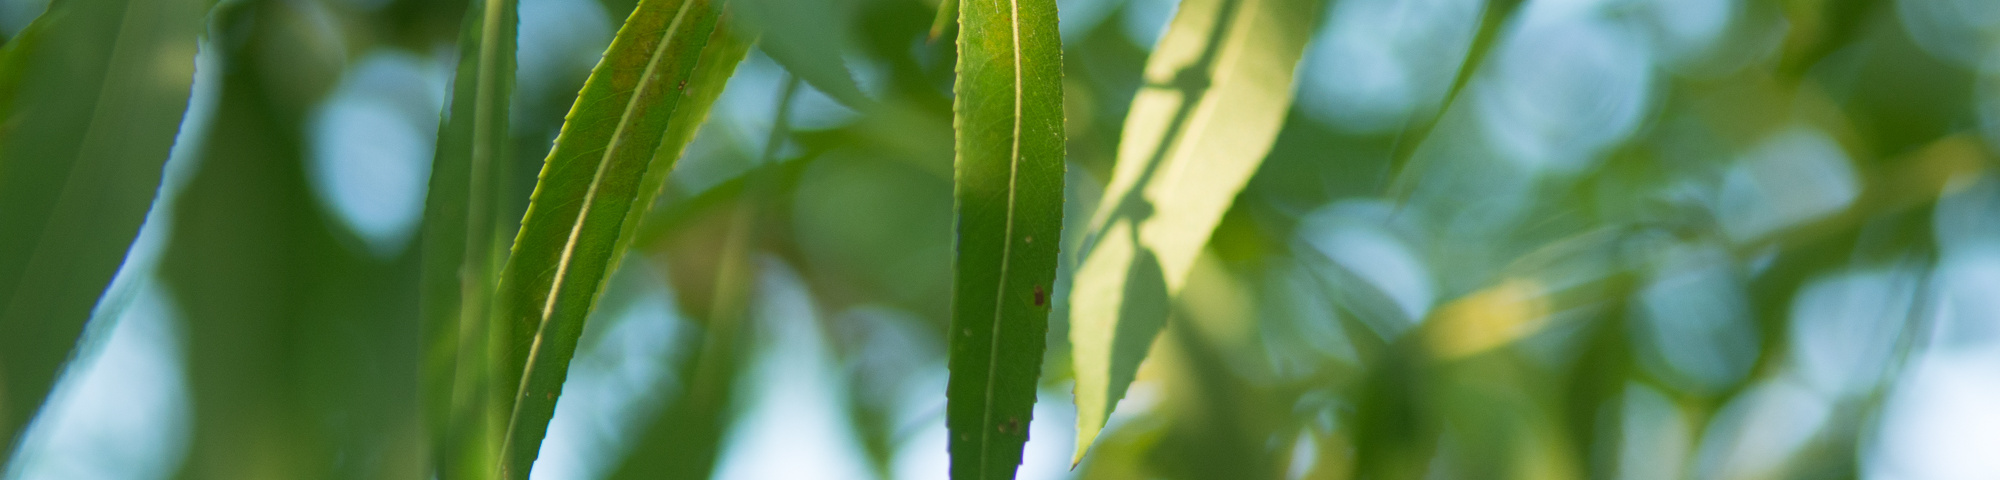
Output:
(733, 0), (870, 107)
(613, 17), (750, 270)
(930, 0), (958, 41)
(489, 0), (727, 477)
(944, 0), (1065, 476)
(421, 0), (518, 476)
(161, 3), (420, 473)
(1067, 0), (1319, 464)
(1381, 0), (1521, 201)
(600, 34), (756, 480)
(0, 0), (209, 454)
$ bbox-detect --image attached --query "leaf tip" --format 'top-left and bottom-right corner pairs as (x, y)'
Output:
(927, 0), (957, 43)
(1069, 416), (1101, 469)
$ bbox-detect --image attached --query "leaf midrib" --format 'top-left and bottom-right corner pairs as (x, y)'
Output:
(498, 0), (696, 465)
(974, 0), (1029, 476)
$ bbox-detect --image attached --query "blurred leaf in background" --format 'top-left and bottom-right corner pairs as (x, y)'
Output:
(0, 0), (1996, 478)
(0, 0), (209, 457)
(420, 0), (517, 476)
(153, 4), (417, 478)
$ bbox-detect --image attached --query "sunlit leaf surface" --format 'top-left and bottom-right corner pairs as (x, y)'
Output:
(1067, 0), (1320, 463)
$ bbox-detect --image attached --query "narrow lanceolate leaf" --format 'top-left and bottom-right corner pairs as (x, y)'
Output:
(489, 0), (728, 477)
(420, 0), (517, 477)
(944, 0), (1064, 477)
(1067, 0), (1319, 465)
(0, 0), (209, 455)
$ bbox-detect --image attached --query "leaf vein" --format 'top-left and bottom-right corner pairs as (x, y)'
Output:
(498, 0), (697, 471)
(975, 0), (1028, 476)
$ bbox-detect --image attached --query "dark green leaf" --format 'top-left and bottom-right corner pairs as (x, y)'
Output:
(603, 36), (757, 480)
(164, 4), (422, 476)
(732, 0), (871, 108)
(488, 0), (734, 476)
(421, 0), (518, 477)
(0, 0), (210, 452)
(612, 16), (752, 272)
(944, 0), (1065, 477)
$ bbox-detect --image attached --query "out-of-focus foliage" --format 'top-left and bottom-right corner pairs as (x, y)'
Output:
(0, 0), (209, 455)
(422, 0), (517, 477)
(1, 0), (1998, 478)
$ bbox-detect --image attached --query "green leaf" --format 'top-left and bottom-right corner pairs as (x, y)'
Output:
(487, 0), (734, 476)
(1066, 0), (1320, 464)
(0, 0), (210, 452)
(612, 16), (751, 276)
(606, 39), (759, 480)
(732, 0), (871, 108)
(944, 0), (1065, 476)
(609, 191), (760, 480)
(421, 0), (518, 477)
(1381, 0), (1522, 201)
(162, 3), (423, 475)
(930, 0), (959, 41)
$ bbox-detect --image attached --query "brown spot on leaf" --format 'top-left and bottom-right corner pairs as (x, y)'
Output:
(1033, 285), (1046, 306)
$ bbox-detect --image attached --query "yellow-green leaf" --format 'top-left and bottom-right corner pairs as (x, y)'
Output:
(1067, 0), (1320, 464)
(930, 0), (959, 41)
(944, 0), (1065, 476)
